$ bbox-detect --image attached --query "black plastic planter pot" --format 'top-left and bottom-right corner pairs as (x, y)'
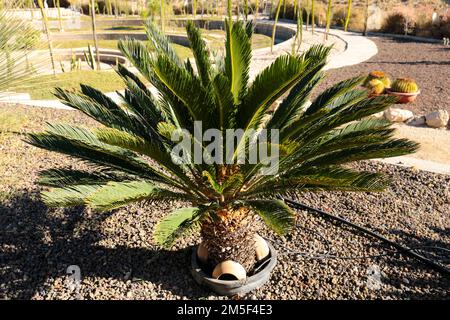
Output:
(190, 241), (277, 296)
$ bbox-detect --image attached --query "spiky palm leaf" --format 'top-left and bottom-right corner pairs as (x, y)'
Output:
(0, 2), (49, 97)
(28, 19), (418, 254)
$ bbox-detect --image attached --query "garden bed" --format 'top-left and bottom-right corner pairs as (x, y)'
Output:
(0, 105), (448, 300)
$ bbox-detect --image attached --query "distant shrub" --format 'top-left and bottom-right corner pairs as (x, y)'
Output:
(381, 6), (450, 39)
(381, 12), (410, 34)
(428, 15), (450, 38)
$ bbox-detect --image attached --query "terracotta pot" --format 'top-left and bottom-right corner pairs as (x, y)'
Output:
(386, 89), (420, 104)
(190, 241), (278, 296)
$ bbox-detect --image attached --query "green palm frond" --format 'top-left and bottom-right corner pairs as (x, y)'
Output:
(210, 73), (235, 129)
(245, 199), (295, 235)
(41, 184), (102, 207)
(86, 180), (180, 211)
(266, 64), (324, 130)
(54, 87), (144, 137)
(0, 6), (49, 96)
(305, 76), (365, 115)
(94, 127), (198, 192)
(186, 21), (212, 86)
(38, 168), (128, 187)
(238, 54), (308, 131)
(225, 19), (252, 103)
(243, 165), (390, 199)
(154, 207), (205, 248)
(26, 124), (165, 182)
(307, 139), (419, 167)
(144, 19), (183, 66)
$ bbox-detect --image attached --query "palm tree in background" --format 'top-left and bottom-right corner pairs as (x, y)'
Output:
(0, 1), (49, 96)
(27, 19), (418, 271)
(90, 0), (101, 70)
(344, 0), (352, 32)
(37, 0), (57, 76)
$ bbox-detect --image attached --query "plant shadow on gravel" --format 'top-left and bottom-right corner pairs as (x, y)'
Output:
(0, 191), (210, 299)
(378, 226), (450, 299)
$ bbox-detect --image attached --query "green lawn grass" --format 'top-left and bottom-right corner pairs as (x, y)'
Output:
(15, 70), (127, 100)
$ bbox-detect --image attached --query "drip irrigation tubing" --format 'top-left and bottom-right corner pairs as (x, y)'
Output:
(282, 197), (450, 277)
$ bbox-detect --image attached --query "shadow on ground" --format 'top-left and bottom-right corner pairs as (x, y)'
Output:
(0, 191), (210, 299)
(377, 226), (450, 299)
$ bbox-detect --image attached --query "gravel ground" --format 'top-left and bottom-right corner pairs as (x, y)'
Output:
(317, 37), (450, 115)
(1, 104), (449, 300)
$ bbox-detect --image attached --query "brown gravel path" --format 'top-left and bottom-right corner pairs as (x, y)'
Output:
(317, 37), (450, 115)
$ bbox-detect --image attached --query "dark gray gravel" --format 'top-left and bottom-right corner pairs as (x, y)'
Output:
(0, 106), (449, 300)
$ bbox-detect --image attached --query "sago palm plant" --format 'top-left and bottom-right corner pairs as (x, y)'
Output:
(27, 19), (418, 273)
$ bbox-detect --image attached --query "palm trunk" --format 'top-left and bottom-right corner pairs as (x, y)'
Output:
(293, 0), (298, 19)
(56, 0), (63, 31)
(344, 0), (352, 32)
(37, 0), (56, 76)
(363, 0), (369, 36)
(227, 0), (232, 21)
(107, 0), (112, 15)
(292, 0), (302, 53)
(160, 0), (165, 32)
(311, 0), (315, 34)
(325, 0), (332, 40)
(90, 0), (101, 70)
(244, 0), (248, 20)
(200, 207), (257, 272)
(271, 0), (283, 52)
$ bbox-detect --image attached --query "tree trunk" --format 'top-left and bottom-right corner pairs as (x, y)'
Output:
(200, 207), (257, 272)
(160, 0), (165, 32)
(56, 0), (63, 31)
(37, 0), (56, 76)
(325, 0), (332, 40)
(363, 0), (369, 36)
(311, 0), (315, 34)
(271, 0), (283, 53)
(344, 0), (352, 32)
(90, 0), (101, 70)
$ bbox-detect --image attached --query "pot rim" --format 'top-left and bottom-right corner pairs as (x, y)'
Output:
(190, 240), (278, 286)
(386, 89), (421, 96)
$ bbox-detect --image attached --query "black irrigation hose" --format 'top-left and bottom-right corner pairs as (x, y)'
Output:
(282, 197), (450, 277)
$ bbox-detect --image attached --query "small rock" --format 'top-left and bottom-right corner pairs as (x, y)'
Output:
(406, 115), (426, 126)
(370, 111), (385, 119)
(425, 110), (449, 128)
(384, 108), (414, 122)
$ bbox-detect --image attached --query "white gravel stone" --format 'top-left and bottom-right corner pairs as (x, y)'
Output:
(406, 116), (426, 126)
(384, 108), (414, 122)
(425, 110), (449, 128)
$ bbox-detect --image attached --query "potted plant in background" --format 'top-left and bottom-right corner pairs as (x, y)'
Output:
(27, 19), (418, 295)
(363, 70), (391, 97)
(386, 77), (420, 103)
